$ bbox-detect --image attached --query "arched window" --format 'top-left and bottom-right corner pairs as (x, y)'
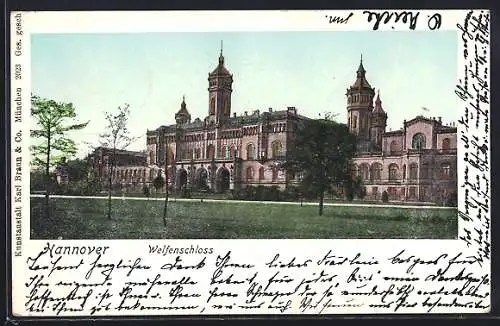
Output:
(409, 163), (418, 180)
(259, 166), (265, 180)
(271, 140), (282, 158)
(412, 133), (426, 150)
(359, 164), (369, 181)
(390, 141), (399, 155)
(440, 162), (451, 179)
(246, 167), (254, 181)
(353, 116), (358, 129)
(167, 147), (174, 163)
(230, 145), (235, 160)
(370, 163), (382, 181)
(224, 145), (230, 159)
(389, 163), (399, 181)
(442, 138), (450, 150)
(210, 97), (216, 115)
(402, 164), (406, 180)
(421, 163), (429, 179)
(247, 143), (255, 160)
(207, 144), (215, 159)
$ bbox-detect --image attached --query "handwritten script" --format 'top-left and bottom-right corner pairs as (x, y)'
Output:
(23, 243), (489, 315)
(455, 10), (490, 268)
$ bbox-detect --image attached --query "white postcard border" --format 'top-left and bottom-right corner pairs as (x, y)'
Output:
(9, 9), (490, 316)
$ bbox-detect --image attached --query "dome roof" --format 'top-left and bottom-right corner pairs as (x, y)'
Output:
(175, 96), (191, 123)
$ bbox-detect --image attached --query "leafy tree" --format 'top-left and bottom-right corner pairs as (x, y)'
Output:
(30, 95), (89, 218)
(98, 104), (137, 220)
(65, 157), (92, 182)
(282, 116), (357, 215)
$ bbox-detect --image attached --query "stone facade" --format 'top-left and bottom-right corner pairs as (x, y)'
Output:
(89, 49), (457, 203)
(348, 58), (457, 203)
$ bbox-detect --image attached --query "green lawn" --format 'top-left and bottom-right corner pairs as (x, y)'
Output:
(30, 197), (458, 239)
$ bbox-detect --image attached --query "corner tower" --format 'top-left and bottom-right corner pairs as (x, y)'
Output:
(370, 90), (387, 148)
(208, 41), (233, 124)
(346, 55), (375, 140)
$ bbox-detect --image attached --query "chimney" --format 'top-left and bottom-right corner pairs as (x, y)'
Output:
(233, 113), (236, 118)
(244, 111), (248, 116)
(268, 108), (273, 112)
(438, 117), (442, 124)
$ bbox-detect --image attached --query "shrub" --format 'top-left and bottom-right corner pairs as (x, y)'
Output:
(268, 186), (280, 201)
(381, 191), (389, 203)
(255, 186), (266, 201)
(358, 187), (367, 200)
(245, 186), (256, 200)
(445, 191), (457, 207)
(181, 187), (192, 198)
(282, 186), (300, 201)
(143, 185), (150, 198)
(153, 175), (165, 193)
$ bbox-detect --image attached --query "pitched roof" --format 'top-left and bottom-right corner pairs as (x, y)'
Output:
(351, 56), (372, 89)
(372, 90), (386, 115)
(209, 53), (231, 76)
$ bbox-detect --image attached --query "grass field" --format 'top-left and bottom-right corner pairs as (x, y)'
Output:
(30, 197), (458, 239)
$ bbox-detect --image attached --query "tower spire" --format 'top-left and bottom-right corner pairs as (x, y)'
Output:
(357, 53), (366, 77)
(219, 40), (224, 64)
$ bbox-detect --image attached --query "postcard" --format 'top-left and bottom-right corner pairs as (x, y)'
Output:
(9, 9), (490, 317)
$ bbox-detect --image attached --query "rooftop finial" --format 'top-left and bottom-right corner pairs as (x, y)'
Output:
(182, 94), (185, 102)
(218, 40), (224, 65)
(356, 53), (366, 77)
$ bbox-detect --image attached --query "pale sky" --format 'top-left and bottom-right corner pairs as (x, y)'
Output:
(31, 31), (458, 159)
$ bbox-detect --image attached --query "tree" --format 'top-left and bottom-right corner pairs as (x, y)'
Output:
(98, 104), (137, 220)
(65, 157), (92, 182)
(30, 95), (89, 218)
(282, 116), (357, 216)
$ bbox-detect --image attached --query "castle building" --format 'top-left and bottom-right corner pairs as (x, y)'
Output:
(90, 47), (457, 203)
(348, 57), (457, 203)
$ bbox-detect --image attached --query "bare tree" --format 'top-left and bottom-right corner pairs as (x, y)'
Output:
(98, 104), (138, 220)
